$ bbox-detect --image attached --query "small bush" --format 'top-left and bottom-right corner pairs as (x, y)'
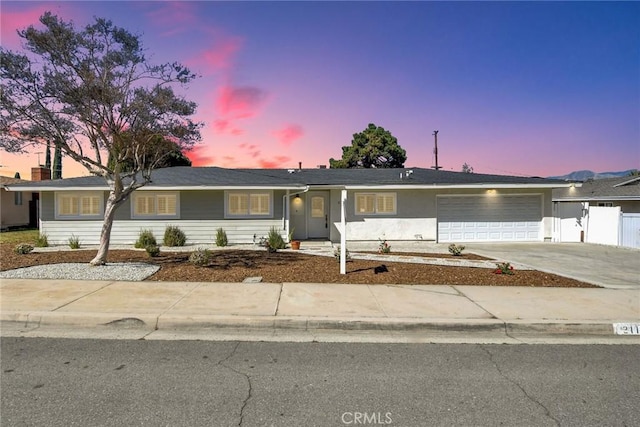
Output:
(494, 262), (515, 275)
(14, 243), (34, 254)
(145, 244), (160, 257)
(448, 243), (465, 256)
(34, 233), (49, 248)
(68, 234), (81, 249)
(135, 229), (157, 249)
(164, 225), (187, 247)
(333, 246), (352, 262)
(189, 248), (212, 267)
(215, 227), (228, 247)
(378, 239), (391, 254)
(266, 227), (286, 251)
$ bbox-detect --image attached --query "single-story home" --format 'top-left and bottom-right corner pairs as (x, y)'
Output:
(0, 176), (33, 230)
(5, 166), (573, 245)
(553, 176), (640, 248)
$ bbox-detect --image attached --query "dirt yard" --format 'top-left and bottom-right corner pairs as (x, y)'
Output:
(0, 243), (596, 287)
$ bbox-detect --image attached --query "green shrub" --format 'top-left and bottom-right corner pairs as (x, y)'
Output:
(189, 248), (212, 266)
(135, 229), (157, 248)
(266, 227), (286, 251)
(34, 233), (49, 248)
(68, 234), (81, 249)
(333, 246), (352, 262)
(494, 262), (515, 275)
(378, 239), (391, 254)
(14, 243), (34, 254)
(448, 243), (465, 256)
(164, 225), (187, 247)
(215, 227), (228, 247)
(145, 244), (160, 257)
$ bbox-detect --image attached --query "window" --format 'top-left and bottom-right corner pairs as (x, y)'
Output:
(597, 202), (613, 207)
(132, 192), (178, 218)
(226, 191), (272, 217)
(14, 192), (23, 206)
(355, 192), (396, 215)
(56, 192), (103, 218)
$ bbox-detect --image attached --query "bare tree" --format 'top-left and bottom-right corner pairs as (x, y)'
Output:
(0, 12), (202, 264)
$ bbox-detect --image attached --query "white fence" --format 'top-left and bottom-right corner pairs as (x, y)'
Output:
(620, 213), (640, 249)
(584, 207), (640, 249)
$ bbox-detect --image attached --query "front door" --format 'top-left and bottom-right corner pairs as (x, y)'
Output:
(307, 191), (330, 239)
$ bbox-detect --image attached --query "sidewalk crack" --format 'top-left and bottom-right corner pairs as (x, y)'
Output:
(453, 286), (498, 319)
(51, 280), (115, 311)
(480, 345), (560, 426)
(367, 285), (389, 317)
(218, 342), (252, 427)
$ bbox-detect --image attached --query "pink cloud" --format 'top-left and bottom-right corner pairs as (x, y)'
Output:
(217, 85), (267, 119)
(145, 1), (198, 36)
(272, 124), (304, 147)
(188, 37), (243, 73)
(258, 156), (291, 169)
(185, 145), (215, 166)
(0, 6), (68, 49)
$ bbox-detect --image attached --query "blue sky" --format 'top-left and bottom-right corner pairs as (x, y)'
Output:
(1, 1), (638, 178)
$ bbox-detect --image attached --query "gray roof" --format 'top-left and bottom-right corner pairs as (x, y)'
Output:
(553, 176), (640, 201)
(4, 166), (570, 190)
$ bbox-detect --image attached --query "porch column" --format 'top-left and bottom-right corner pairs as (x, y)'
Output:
(340, 189), (347, 274)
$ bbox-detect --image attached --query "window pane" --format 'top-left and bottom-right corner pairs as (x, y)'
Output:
(229, 194), (248, 215)
(157, 195), (177, 215)
(135, 196), (154, 215)
(60, 196), (78, 216)
(81, 196), (100, 215)
(356, 194), (374, 214)
(377, 194), (395, 213)
(250, 194), (269, 215)
(311, 197), (324, 218)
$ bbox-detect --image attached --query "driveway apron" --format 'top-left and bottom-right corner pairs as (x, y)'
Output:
(466, 242), (639, 290)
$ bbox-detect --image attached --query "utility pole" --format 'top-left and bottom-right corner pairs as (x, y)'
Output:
(431, 130), (442, 170)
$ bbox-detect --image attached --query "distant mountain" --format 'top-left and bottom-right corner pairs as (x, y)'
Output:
(548, 169), (636, 181)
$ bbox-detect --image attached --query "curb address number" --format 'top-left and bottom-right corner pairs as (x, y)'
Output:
(613, 323), (640, 335)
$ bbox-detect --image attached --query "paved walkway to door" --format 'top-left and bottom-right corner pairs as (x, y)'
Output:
(466, 242), (639, 290)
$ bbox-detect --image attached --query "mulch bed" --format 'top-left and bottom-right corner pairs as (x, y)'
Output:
(0, 243), (596, 287)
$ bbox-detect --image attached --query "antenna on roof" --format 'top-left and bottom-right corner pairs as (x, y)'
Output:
(431, 131), (442, 170)
(35, 152), (44, 167)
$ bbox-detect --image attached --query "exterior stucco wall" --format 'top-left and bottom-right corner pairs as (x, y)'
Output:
(329, 188), (553, 242)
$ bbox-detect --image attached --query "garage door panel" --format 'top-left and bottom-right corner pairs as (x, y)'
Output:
(438, 195), (542, 242)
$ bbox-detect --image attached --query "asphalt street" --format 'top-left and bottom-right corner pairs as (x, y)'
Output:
(1, 338), (638, 427)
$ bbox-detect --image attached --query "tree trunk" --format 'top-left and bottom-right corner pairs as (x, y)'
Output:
(89, 192), (119, 266)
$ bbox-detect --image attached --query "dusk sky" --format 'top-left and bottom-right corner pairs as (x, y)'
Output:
(1, 1), (638, 179)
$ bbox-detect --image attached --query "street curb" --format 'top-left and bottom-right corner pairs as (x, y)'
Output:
(2, 311), (631, 337)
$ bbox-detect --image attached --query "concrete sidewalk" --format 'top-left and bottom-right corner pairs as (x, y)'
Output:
(1, 279), (638, 340)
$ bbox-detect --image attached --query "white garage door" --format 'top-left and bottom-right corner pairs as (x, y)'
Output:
(438, 195), (542, 242)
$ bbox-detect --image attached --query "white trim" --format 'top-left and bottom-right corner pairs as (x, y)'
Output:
(55, 191), (104, 220)
(224, 190), (273, 218)
(354, 192), (397, 215)
(345, 183), (574, 190)
(131, 191), (180, 219)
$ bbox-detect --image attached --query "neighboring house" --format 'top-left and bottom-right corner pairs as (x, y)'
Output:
(4, 166), (572, 245)
(0, 176), (32, 230)
(553, 176), (640, 248)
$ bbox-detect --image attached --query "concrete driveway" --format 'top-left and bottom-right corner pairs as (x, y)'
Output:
(466, 242), (639, 290)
